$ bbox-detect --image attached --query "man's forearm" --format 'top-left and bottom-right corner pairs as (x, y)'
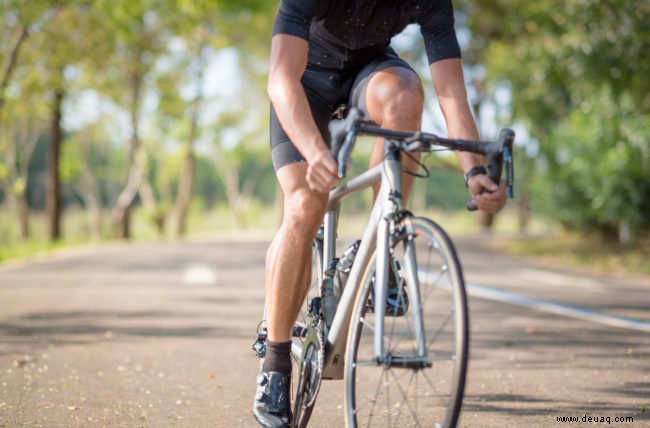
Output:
(429, 58), (483, 173)
(441, 97), (483, 173)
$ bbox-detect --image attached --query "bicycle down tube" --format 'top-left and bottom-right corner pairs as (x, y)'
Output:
(318, 141), (408, 380)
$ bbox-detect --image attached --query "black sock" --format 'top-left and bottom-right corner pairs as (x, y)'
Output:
(263, 340), (292, 375)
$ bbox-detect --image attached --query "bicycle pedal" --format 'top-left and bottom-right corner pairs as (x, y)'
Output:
(251, 329), (267, 358)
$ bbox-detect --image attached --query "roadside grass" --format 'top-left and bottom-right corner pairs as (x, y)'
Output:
(0, 207), (177, 262)
(491, 231), (650, 276)
(0, 209), (88, 262)
(0, 203), (280, 262)
(1, 204), (648, 276)
(338, 205), (553, 239)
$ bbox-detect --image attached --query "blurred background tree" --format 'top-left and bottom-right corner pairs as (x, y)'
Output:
(461, 0), (650, 243)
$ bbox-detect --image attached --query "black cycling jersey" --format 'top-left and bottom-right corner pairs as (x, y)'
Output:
(272, 0), (461, 70)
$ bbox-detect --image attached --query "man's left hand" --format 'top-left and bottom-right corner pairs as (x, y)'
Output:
(467, 174), (507, 213)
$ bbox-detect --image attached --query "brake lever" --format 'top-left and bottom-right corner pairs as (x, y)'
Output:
(504, 146), (514, 198)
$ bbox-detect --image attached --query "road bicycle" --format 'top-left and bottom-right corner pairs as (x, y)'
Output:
(253, 107), (515, 427)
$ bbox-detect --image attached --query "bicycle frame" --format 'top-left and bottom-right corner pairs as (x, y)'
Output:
(290, 116), (514, 380)
(309, 141), (425, 380)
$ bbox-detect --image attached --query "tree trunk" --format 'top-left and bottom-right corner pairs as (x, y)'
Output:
(175, 150), (195, 237)
(175, 42), (206, 238)
(85, 192), (102, 240)
(618, 221), (632, 246)
(47, 86), (64, 241)
(112, 145), (146, 238)
(111, 69), (143, 239)
(517, 195), (530, 234)
(221, 164), (245, 228)
(216, 155), (266, 230)
(0, 26), (29, 115)
(477, 211), (495, 231)
(5, 118), (39, 242)
(120, 205), (131, 239)
(77, 127), (104, 240)
(80, 170), (103, 240)
(141, 178), (164, 235)
(16, 192), (30, 240)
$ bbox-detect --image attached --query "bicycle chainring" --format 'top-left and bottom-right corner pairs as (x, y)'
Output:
(293, 320), (324, 428)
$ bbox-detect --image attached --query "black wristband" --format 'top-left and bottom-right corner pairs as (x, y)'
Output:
(463, 165), (487, 187)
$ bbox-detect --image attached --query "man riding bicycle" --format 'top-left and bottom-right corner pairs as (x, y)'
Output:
(254, 1), (507, 426)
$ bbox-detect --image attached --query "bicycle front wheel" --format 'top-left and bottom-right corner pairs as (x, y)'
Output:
(344, 216), (469, 428)
(291, 237), (323, 428)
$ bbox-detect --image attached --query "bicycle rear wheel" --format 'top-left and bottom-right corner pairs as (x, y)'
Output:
(344, 216), (468, 428)
(291, 237), (323, 427)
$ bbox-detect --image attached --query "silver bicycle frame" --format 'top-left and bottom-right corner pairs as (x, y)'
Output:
(315, 146), (425, 380)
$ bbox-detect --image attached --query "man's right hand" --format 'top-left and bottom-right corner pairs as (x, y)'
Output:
(306, 150), (340, 193)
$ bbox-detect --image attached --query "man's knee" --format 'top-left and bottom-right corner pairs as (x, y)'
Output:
(282, 188), (326, 234)
(366, 68), (424, 126)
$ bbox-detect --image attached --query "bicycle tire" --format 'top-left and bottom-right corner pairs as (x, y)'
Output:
(292, 237), (323, 427)
(344, 216), (469, 428)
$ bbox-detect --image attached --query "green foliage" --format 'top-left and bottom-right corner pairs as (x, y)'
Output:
(193, 155), (223, 208)
(60, 136), (81, 182)
(463, 0), (650, 236)
(547, 88), (650, 231)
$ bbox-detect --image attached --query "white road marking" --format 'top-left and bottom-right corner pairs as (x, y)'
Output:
(182, 264), (217, 285)
(420, 269), (649, 332)
(467, 282), (650, 333)
(513, 268), (604, 289)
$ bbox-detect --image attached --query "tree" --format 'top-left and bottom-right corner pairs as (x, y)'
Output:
(152, 0), (272, 235)
(463, 0), (650, 241)
(37, 4), (89, 242)
(81, 0), (172, 238)
(0, 2), (64, 239)
(0, 98), (47, 239)
(0, 2), (60, 117)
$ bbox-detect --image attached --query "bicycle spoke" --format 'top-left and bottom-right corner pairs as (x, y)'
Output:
(362, 314), (414, 355)
(387, 369), (422, 427)
(426, 310), (453, 350)
(384, 370), (390, 427)
(367, 369), (386, 428)
(387, 310), (399, 350)
(421, 270), (448, 304)
(392, 370), (416, 427)
(346, 217), (468, 428)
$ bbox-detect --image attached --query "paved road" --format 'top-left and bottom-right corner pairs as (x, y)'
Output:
(0, 238), (648, 427)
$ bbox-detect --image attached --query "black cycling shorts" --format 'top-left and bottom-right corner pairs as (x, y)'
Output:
(270, 48), (415, 170)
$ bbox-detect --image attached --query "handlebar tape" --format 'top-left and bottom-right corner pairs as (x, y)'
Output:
(329, 108), (364, 178)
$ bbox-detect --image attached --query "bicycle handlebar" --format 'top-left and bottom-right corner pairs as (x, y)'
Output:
(328, 107), (515, 211)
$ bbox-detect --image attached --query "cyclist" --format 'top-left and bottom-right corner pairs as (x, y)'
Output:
(254, 1), (507, 426)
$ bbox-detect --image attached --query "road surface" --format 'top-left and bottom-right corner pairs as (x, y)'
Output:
(1, 237), (648, 427)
